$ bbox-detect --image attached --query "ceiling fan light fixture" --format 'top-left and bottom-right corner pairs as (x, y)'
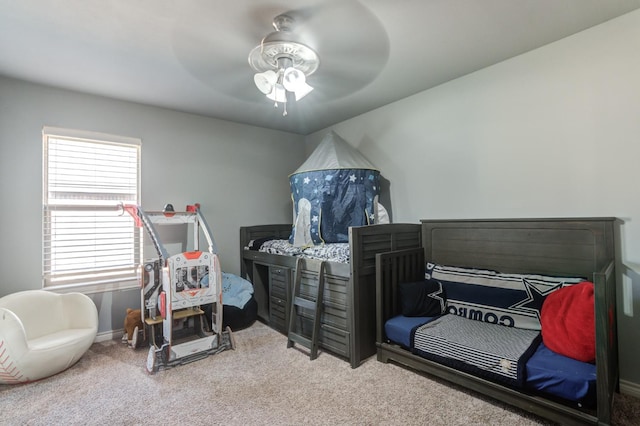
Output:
(283, 67), (314, 100)
(266, 83), (287, 103)
(293, 82), (314, 101)
(248, 13), (319, 116)
(282, 67), (305, 90)
(254, 70), (278, 95)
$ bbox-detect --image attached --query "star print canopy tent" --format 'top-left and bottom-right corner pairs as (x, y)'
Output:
(289, 131), (387, 246)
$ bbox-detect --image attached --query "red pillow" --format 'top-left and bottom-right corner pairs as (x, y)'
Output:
(540, 281), (595, 363)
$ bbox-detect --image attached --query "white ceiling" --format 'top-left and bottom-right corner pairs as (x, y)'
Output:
(2, 0), (640, 135)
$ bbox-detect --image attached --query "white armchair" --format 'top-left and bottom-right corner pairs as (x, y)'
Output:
(0, 290), (98, 384)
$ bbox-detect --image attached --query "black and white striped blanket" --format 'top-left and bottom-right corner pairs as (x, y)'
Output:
(412, 315), (541, 387)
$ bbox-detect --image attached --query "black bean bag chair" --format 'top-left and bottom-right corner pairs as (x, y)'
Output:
(223, 297), (258, 331)
(202, 273), (257, 331)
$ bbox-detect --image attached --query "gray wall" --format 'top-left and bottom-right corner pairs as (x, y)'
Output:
(309, 10), (640, 392)
(0, 76), (305, 333)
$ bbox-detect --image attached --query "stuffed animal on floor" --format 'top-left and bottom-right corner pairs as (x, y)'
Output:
(122, 308), (144, 349)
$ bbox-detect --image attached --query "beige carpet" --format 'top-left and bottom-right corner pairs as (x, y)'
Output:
(1, 321), (639, 425)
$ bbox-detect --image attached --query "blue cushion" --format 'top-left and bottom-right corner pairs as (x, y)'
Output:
(385, 315), (438, 348)
(526, 342), (596, 405)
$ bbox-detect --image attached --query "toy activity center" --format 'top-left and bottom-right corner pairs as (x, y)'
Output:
(123, 204), (235, 373)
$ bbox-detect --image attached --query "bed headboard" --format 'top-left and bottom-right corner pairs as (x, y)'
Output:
(421, 218), (616, 279)
(239, 224), (292, 278)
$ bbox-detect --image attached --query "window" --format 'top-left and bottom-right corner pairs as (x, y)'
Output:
(43, 126), (141, 292)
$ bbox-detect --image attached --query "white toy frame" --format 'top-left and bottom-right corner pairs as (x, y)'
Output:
(124, 204), (234, 373)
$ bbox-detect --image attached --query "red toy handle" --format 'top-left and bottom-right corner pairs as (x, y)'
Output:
(159, 291), (166, 319)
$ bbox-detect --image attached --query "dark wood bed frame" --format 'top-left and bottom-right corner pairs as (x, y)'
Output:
(375, 218), (618, 426)
(240, 223), (422, 368)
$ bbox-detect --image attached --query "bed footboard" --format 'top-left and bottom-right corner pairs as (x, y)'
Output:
(348, 223), (422, 367)
(375, 248), (424, 345)
(594, 259), (617, 426)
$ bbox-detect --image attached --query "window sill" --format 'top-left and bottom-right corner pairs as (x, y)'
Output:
(45, 279), (139, 295)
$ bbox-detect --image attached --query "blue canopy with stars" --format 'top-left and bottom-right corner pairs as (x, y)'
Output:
(289, 131), (381, 246)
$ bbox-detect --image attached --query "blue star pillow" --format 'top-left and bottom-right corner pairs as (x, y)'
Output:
(425, 263), (585, 330)
(398, 279), (447, 317)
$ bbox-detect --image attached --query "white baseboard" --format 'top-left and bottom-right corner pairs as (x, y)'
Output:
(94, 328), (123, 343)
(620, 379), (640, 398)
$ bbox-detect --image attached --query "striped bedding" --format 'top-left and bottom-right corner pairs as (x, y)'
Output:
(251, 239), (350, 263)
(412, 315), (540, 387)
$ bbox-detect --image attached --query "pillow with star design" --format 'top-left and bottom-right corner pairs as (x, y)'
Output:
(425, 263), (585, 330)
(398, 279), (447, 317)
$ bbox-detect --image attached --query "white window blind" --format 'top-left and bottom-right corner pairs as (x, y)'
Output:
(43, 127), (141, 290)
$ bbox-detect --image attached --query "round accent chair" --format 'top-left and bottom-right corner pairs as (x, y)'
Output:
(0, 290), (98, 384)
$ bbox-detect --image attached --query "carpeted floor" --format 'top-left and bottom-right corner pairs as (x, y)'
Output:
(1, 321), (639, 425)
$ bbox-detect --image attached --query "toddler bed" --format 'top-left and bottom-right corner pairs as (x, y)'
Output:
(240, 223), (422, 368)
(376, 218), (618, 425)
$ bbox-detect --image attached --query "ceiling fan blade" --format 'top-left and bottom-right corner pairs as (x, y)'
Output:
(291, 0), (390, 99)
(172, 0), (389, 104)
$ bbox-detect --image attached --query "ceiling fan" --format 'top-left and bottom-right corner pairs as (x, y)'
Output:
(173, 0), (390, 117)
(248, 13), (320, 116)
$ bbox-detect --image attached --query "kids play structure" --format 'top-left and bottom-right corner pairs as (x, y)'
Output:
(124, 204), (234, 373)
(288, 131), (387, 246)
